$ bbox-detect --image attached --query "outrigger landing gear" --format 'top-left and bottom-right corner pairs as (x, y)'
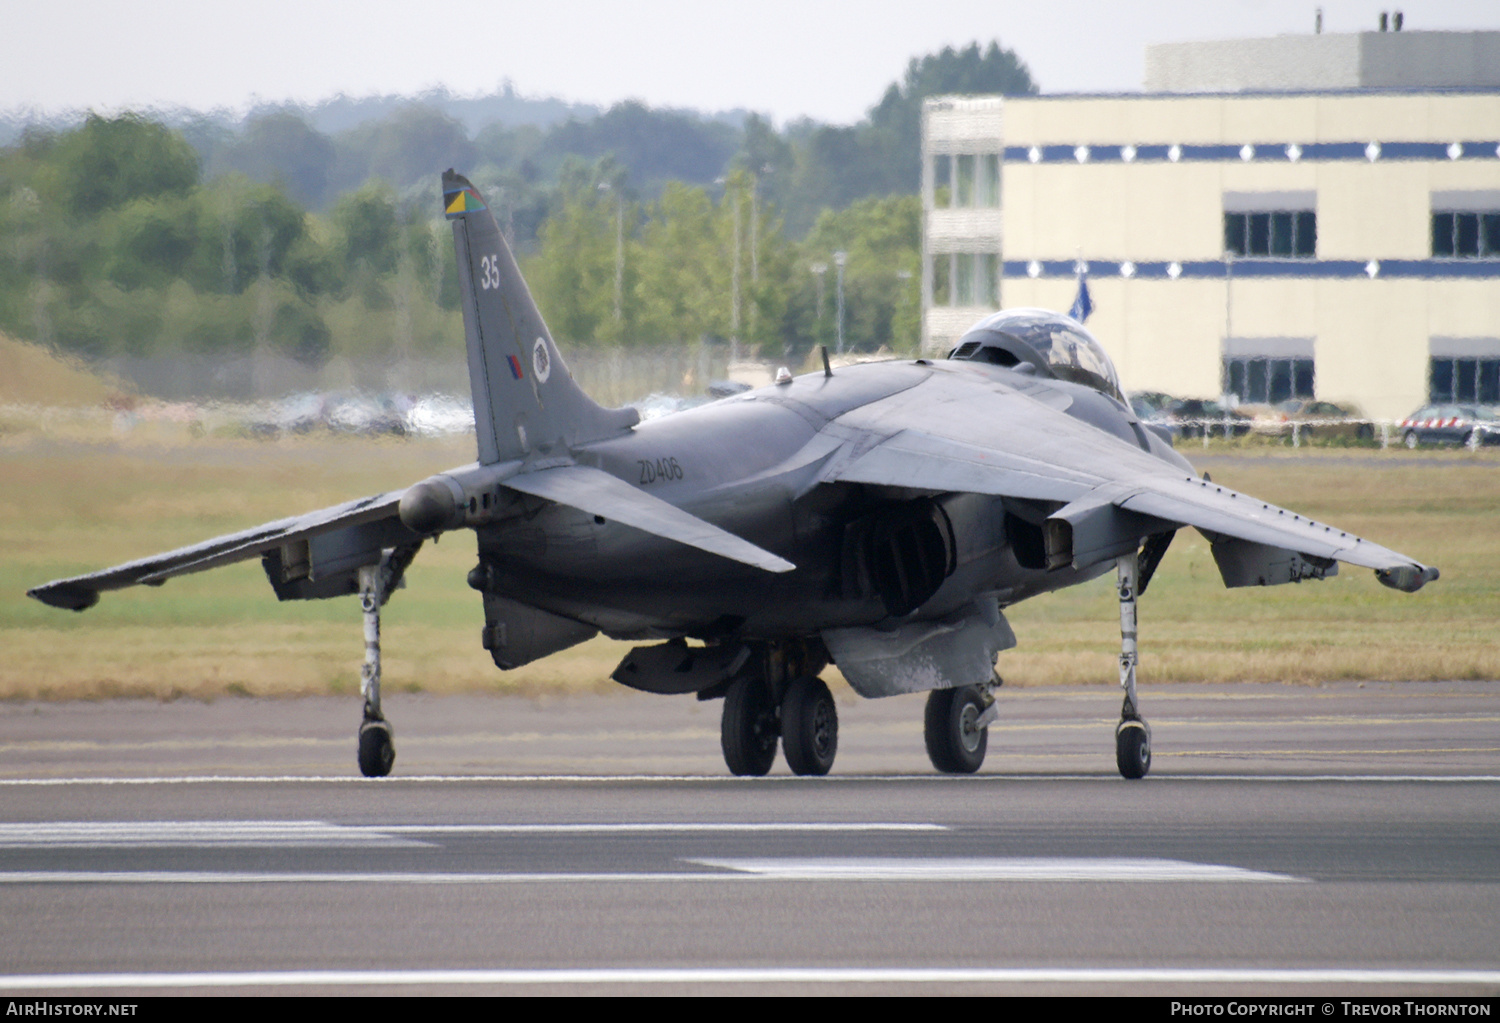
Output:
(1114, 551), (1151, 779)
(924, 678), (999, 774)
(353, 545), (421, 778)
(356, 563), (395, 778)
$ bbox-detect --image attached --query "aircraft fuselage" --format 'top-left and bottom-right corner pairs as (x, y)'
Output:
(476, 358), (1149, 641)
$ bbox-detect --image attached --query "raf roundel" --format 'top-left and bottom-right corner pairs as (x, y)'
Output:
(532, 337), (551, 383)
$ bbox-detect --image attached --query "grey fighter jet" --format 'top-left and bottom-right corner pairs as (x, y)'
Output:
(28, 170), (1439, 780)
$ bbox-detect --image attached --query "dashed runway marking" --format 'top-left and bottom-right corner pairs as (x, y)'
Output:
(0, 856), (1305, 885)
(687, 857), (1305, 882)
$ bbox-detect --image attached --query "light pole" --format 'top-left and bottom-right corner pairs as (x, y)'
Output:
(809, 262), (828, 357)
(833, 250), (847, 355)
(896, 268), (913, 353)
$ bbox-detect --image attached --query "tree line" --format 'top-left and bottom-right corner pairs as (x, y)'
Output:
(0, 42), (1035, 377)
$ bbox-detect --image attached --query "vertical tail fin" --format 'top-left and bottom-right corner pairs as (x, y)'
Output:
(444, 170), (638, 465)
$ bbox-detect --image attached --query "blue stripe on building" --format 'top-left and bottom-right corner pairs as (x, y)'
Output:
(1003, 259), (1500, 280)
(1000, 141), (1500, 164)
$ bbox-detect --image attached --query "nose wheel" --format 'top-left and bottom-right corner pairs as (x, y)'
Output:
(924, 684), (996, 774)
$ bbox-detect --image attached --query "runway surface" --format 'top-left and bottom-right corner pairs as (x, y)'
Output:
(0, 681), (1496, 995)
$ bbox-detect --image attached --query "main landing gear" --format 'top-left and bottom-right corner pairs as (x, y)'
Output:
(1114, 551), (1151, 779)
(720, 646), (838, 777)
(924, 679), (998, 774)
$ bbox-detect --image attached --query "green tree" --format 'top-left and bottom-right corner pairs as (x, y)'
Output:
(526, 159), (637, 345)
(330, 181), (401, 307)
(797, 194), (922, 354)
(45, 113), (199, 217)
(209, 110), (336, 209)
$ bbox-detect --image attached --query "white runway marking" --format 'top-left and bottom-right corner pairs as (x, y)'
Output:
(1, 773), (1498, 786)
(0, 820), (942, 849)
(1, 967), (1496, 990)
(0, 856), (1305, 885)
(377, 822), (946, 834)
(688, 857), (1305, 883)
(0, 821), (428, 848)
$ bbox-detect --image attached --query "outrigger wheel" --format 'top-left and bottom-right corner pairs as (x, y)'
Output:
(358, 717), (395, 778)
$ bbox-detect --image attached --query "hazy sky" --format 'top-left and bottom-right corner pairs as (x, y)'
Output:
(3, 0), (1497, 124)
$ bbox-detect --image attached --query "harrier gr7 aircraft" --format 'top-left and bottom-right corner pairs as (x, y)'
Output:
(29, 170), (1439, 780)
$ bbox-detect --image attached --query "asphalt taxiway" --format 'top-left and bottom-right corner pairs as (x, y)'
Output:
(0, 681), (1495, 995)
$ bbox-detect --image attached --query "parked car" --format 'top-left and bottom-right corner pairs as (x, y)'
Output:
(326, 393), (410, 437)
(1128, 391), (1178, 419)
(1397, 404), (1500, 448)
(1239, 398), (1373, 442)
(1162, 398), (1252, 438)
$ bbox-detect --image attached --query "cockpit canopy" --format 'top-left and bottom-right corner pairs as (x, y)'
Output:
(947, 308), (1125, 404)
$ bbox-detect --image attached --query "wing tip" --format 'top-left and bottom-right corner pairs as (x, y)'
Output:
(27, 583), (99, 612)
(1375, 564), (1440, 593)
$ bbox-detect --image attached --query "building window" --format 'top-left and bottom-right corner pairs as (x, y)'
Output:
(1222, 337), (1316, 404)
(954, 253), (975, 304)
(932, 153), (999, 209)
(1432, 212), (1500, 258)
(956, 155), (975, 207)
(1224, 357), (1315, 403)
(979, 154), (1000, 207)
(934, 253), (999, 307)
(978, 253), (999, 305)
(1224, 210), (1316, 258)
(1430, 358), (1500, 404)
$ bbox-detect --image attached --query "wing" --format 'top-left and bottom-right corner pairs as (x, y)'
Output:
(503, 463), (794, 573)
(27, 491), (420, 611)
(823, 373), (1437, 592)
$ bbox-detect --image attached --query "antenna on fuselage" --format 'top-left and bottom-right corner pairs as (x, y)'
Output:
(821, 345), (833, 378)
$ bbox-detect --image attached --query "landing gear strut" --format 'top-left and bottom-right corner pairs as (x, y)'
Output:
(924, 679), (998, 774)
(1115, 552), (1151, 779)
(353, 544), (421, 778)
(356, 563), (395, 778)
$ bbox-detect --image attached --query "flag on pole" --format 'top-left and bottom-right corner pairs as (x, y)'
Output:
(1069, 270), (1093, 323)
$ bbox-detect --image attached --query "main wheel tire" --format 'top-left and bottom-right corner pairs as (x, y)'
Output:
(924, 686), (989, 774)
(358, 719), (395, 778)
(1115, 720), (1151, 780)
(721, 677), (779, 776)
(781, 676), (838, 777)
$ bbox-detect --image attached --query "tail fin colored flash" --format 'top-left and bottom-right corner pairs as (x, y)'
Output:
(443, 169), (638, 465)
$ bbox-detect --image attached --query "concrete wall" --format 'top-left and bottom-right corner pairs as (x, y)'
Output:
(1145, 32), (1500, 94)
